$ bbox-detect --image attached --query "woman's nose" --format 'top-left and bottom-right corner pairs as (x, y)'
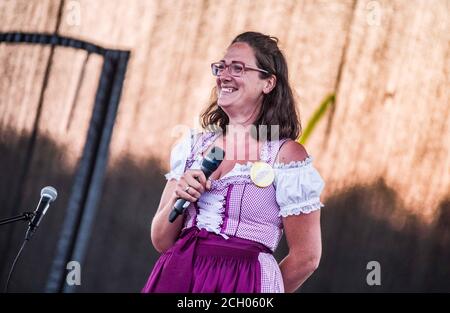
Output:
(219, 71), (232, 82)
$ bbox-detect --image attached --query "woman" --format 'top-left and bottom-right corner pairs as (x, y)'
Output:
(142, 32), (325, 293)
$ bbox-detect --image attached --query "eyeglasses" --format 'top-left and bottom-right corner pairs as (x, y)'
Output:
(211, 61), (269, 77)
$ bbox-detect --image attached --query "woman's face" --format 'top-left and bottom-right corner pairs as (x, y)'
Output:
(216, 42), (268, 112)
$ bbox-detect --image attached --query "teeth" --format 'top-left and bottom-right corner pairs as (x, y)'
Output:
(222, 88), (235, 93)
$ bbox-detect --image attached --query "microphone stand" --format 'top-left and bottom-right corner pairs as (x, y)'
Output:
(0, 211), (35, 292)
(0, 212), (34, 226)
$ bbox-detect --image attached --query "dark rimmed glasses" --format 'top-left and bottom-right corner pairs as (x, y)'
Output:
(211, 61), (269, 77)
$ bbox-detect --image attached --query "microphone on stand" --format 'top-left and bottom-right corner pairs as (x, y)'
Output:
(169, 146), (224, 223)
(4, 186), (58, 292)
(25, 186), (58, 241)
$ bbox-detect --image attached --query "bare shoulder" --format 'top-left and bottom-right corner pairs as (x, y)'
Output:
(276, 140), (309, 164)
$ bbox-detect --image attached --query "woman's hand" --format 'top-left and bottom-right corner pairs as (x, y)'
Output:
(151, 170), (213, 253)
(175, 170), (211, 203)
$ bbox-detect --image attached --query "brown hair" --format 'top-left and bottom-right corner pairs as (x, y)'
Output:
(200, 31), (301, 140)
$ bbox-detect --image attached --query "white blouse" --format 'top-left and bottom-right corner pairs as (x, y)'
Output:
(273, 158), (325, 217)
(164, 130), (200, 181)
(164, 131), (325, 217)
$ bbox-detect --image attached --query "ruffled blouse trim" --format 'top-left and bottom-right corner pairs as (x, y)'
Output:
(278, 199), (324, 217)
(210, 156), (316, 180)
(196, 193), (229, 239)
(164, 172), (182, 181)
(273, 156), (314, 169)
(210, 175), (253, 190)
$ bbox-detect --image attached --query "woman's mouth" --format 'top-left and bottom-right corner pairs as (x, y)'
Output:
(221, 87), (237, 93)
(219, 87), (238, 99)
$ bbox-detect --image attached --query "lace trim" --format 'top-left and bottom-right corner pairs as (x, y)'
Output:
(206, 156), (315, 182)
(219, 162), (253, 179)
(164, 172), (181, 181)
(185, 131), (220, 169)
(278, 200), (324, 217)
(184, 136), (316, 188)
(186, 154), (202, 171)
(273, 156), (314, 169)
(260, 141), (270, 162)
(196, 193), (229, 239)
(199, 131), (220, 155)
(210, 175), (253, 190)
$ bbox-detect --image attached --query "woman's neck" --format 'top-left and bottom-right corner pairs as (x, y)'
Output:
(223, 102), (261, 128)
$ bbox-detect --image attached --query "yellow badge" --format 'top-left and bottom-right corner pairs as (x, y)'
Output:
(250, 162), (275, 187)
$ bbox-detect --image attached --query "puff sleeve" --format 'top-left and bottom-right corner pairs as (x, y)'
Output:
(274, 156), (325, 217)
(164, 130), (194, 181)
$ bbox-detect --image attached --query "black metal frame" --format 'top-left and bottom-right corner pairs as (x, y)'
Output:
(0, 32), (130, 292)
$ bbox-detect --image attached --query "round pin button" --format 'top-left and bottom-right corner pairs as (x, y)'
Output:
(250, 162), (275, 187)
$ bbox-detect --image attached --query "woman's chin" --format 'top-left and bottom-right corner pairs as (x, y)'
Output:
(217, 99), (233, 108)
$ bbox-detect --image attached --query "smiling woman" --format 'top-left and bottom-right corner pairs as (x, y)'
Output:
(142, 32), (325, 293)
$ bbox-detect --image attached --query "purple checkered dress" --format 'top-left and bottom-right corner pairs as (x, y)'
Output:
(142, 130), (325, 293)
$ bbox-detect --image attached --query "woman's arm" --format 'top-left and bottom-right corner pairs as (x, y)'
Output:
(151, 170), (209, 253)
(279, 211), (322, 293)
(276, 140), (322, 292)
(150, 180), (184, 253)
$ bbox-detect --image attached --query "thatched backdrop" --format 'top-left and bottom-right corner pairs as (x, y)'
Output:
(0, 0), (449, 292)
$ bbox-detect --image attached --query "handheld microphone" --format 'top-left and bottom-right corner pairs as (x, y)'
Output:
(25, 186), (58, 241)
(169, 146), (225, 223)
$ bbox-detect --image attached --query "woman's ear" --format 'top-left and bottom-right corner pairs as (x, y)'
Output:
(263, 75), (277, 94)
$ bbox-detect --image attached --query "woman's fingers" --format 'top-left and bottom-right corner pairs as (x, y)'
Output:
(174, 187), (197, 203)
(175, 170), (208, 202)
(190, 170), (207, 186)
(184, 176), (204, 195)
(185, 170), (206, 192)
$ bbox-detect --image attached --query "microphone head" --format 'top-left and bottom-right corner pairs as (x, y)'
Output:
(202, 146), (225, 173)
(41, 186), (58, 201)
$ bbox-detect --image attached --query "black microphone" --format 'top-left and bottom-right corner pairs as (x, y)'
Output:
(169, 146), (225, 223)
(25, 186), (58, 241)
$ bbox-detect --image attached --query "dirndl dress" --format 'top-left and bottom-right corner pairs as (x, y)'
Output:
(142, 130), (325, 293)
